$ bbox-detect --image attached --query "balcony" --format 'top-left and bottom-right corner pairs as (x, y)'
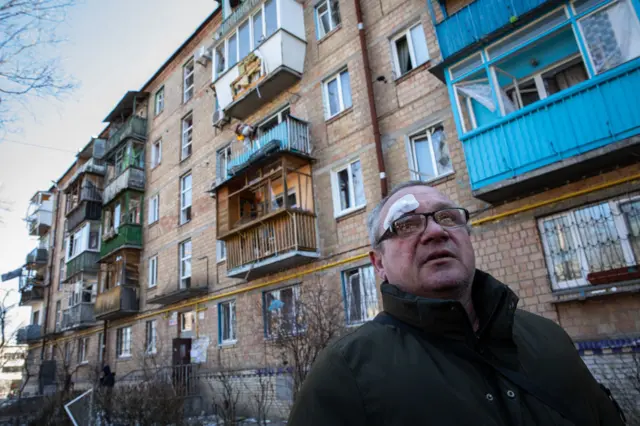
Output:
(95, 285), (139, 320)
(65, 251), (100, 280)
(66, 200), (102, 233)
(27, 209), (53, 237)
(222, 209), (319, 279)
(25, 248), (48, 266)
(214, 19), (306, 120)
(104, 115), (147, 160)
(103, 167), (145, 206)
(61, 302), (95, 331)
(147, 279), (208, 306)
(100, 224), (142, 259)
(66, 158), (107, 190)
(463, 59), (640, 202)
(433, 0), (554, 59)
(19, 286), (44, 305)
(224, 116), (311, 181)
(16, 325), (42, 344)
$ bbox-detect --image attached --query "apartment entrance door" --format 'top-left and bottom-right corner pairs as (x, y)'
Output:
(172, 338), (192, 396)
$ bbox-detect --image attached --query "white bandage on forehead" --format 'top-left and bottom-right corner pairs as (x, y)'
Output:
(383, 194), (419, 231)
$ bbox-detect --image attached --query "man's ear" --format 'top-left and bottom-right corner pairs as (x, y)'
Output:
(369, 250), (386, 281)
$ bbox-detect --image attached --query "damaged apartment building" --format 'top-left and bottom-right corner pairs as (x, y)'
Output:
(12, 0), (640, 416)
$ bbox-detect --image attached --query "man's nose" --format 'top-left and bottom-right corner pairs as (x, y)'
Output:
(418, 216), (449, 244)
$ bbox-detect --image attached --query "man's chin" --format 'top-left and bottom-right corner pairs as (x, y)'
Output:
(418, 268), (470, 295)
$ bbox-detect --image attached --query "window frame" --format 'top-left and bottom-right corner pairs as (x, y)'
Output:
(217, 240), (226, 262)
(151, 139), (162, 169)
(180, 172), (192, 225)
(315, 0), (340, 39)
(331, 158), (366, 217)
(263, 284), (302, 338)
(342, 265), (379, 325)
(180, 311), (195, 333)
(408, 124), (454, 182)
(116, 326), (132, 358)
(218, 299), (237, 345)
(181, 113), (193, 161)
(323, 69), (352, 119)
(390, 22), (430, 78)
(77, 337), (89, 364)
(145, 320), (157, 354)
(154, 87), (164, 116)
(183, 58), (195, 103)
(179, 239), (192, 289)
(148, 194), (159, 225)
(216, 144), (232, 184)
(98, 332), (105, 363)
(148, 255), (158, 288)
(538, 196), (639, 291)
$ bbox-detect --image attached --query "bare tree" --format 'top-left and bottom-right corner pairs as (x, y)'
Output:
(207, 364), (241, 425)
(244, 368), (274, 426)
(0, 290), (16, 347)
(0, 0), (77, 132)
(0, 183), (10, 224)
(265, 280), (346, 403)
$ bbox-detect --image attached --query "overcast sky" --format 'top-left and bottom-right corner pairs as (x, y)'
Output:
(0, 0), (218, 337)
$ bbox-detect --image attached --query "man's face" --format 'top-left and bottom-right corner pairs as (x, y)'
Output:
(369, 186), (476, 299)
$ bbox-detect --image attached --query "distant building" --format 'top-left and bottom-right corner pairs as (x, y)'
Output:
(0, 346), (26, 398)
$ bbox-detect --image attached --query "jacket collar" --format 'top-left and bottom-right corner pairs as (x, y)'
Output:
(381, 269), (519, 343)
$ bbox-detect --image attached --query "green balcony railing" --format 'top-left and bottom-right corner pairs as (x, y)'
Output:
(104, 116), (147, 159)
(100, 224), (142, 259)
(65, 251), (100, 280)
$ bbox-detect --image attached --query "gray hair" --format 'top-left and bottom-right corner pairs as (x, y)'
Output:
(367, 180), (435, 250)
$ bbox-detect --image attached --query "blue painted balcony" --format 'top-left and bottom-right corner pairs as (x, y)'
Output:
(224, 116), (311, 181)
(463, 59), (640, 202)
(434, 0), (553, 59)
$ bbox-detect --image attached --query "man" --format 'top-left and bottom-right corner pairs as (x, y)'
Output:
(288, 181), (624, 425)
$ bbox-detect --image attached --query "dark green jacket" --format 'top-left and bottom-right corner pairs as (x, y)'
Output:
(288, 270), (624, 426)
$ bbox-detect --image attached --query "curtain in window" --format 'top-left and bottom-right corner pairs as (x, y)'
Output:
(330, 0), (341, 27)
(396, 37), (412, 74)
(340, 71), (352, 109)
(573, 204), (626, 272)
(456, 83), (516, 115)
(541, 215), (582, 286)
(348, 272), (362, 322)
(351, 161), (365, 206)
(580, 0), (640, 73)
(431, 128), (452, 176)
(620, 200), (640, 262)
(327, 78), (340, 116)
(414, 137), (436, 180)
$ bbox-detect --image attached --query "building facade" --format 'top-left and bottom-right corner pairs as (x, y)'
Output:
(17, 0), (640, 416)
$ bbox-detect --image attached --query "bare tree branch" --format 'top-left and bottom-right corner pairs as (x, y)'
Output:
(0, 0), (77, 133)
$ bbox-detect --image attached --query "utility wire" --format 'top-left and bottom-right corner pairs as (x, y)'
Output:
(0, 139), (78, 154)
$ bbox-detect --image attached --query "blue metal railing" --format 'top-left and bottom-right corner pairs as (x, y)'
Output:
(435, 0), (550, 58)
(463, 59), (640, 190)
(226, 116), (311, 177)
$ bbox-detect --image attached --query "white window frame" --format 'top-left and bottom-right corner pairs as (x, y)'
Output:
(154, 87), (164, 116)
(183, 58), (195, 103)
(331, 159), (366, 217)
(216, 144), (232, 183)
(180, 311), (195, 333)
(151, 139), (162, 169)
(217, 240), (226, 262)
(264, 285), (302, 337)
(148, 194), (159, 225)
(408, 124), (454, 182)
(145, 320), (157, 354)
(323, 69), (352, 119)
(179, 239), (192, 289)
(77, 337), (89, 364)
(117, 326), (132, 358)
(390, 23), (430, 78)
(181, 114), (193, 160)
(315, 0), (340, 39)
(343, 265), (379, 325)
(180, 173), (192, 225)
(213, 0), (276, 81)
(148, 255), (158, 288)
(219, 300), (237, 345)
(538, 196), (638, 291)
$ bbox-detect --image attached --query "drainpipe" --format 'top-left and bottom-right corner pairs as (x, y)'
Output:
(354, 0), (388, 197)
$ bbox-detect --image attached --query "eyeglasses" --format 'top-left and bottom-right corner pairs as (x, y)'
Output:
(376, 208), (470, 245)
